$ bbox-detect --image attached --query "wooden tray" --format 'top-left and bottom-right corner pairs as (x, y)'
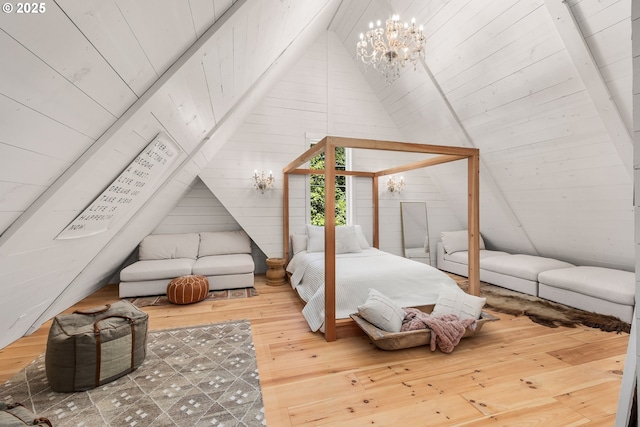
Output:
(350, 304), (499, 351)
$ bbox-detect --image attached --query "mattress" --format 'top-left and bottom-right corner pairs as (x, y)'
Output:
(286, 248), (460, 332)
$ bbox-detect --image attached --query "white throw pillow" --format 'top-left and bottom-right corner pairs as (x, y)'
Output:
(431, 286), (486, 321)
(336, 226), (362, 254)
(291, 234), (308, 255)
(354, 225), (371, 249)
(440, 230), (486, 254)
(357, 288), (406, 332)
(306, 225), (325, 253)
(138, 233), (200, 260)
(306, 225), (362, 254)
(198, 230), (251, 257)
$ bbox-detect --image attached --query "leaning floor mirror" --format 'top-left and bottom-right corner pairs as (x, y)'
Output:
(400, 202), (431, 265)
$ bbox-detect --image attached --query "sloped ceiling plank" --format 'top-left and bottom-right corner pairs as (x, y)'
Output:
(167, 65), (218, 139)
(214, 0), (235, 22)
(430, 2), (546, 81)
(583, 18), (632, 130)
(572, 0), (627, 35)
(423, 0), (517, 62)
(189, 0), (234, 39)
(0, 95), (93, 162)
(439, 18), (560, 96)
(329, 0), (371, 40)
(451, 52), (576, 121)
(112, 0), (199, 76)
(1, 3), (137, 117)
(203, 16), (236, 121)
(462, 76), (587, 139)
(0, 144), (70, 187)
(544, 0), (633, 177)
(477, 91), (602, 153)
(0, 31), (115, 138)
(56, 0), (159, 97)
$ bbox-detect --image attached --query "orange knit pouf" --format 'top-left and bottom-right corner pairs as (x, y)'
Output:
(167, 275), (209, 305)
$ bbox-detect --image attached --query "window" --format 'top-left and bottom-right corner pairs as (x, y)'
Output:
(309, 145), (348, 226)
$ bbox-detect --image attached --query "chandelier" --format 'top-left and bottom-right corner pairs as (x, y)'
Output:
(356, 15), (425, 83)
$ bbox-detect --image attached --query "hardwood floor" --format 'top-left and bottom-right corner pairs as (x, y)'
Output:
(0, 275), (629, 426)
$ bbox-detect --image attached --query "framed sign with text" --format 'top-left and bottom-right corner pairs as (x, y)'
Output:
(56, 133), (181, 239)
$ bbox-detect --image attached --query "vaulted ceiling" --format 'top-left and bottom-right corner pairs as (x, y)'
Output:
(0, 0), (633, 348)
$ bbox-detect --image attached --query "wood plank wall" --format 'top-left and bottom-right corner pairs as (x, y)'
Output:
(0, 0), (339, 349)
(331, 0), (634, 270)
(152, 178), (267, 273)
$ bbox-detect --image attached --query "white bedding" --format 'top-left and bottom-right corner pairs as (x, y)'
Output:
(287, 248), (460, 331)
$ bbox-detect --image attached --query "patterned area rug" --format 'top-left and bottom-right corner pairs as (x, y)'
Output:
(126, 288), (258, 308)
(0, 321), (266, 426)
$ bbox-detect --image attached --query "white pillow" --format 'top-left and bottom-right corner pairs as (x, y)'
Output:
(306, 225), (362, 254)
(336, 226), (362, 254)
(139, 233), (200, 260)
(306, 225), (324, 252)
(431, 286), (486, 321)
(291, 234), (308, 255)
(357, 288), (406, 332)
(440, 230), (486, 254)
(198, 230), (251, 256)
(354, 225), (371, 249)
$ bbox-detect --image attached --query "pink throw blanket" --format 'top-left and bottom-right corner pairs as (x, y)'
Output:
(401, 308), (476, 353)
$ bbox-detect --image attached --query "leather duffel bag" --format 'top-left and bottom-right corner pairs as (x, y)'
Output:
(0, 402), (51, 426)
(45, 300), (148, 392)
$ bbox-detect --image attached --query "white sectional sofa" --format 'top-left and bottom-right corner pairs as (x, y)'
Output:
(538, 267), (635, 323)
(119, 230), (255, 298)
(436, 230), (635, 323)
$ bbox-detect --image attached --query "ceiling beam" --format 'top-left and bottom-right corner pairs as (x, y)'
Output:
(544, 0), (633, 177)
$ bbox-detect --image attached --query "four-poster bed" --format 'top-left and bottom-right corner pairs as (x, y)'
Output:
(282, 136), (480, 342)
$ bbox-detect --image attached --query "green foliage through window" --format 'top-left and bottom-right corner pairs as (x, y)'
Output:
(310, 146), (347, 226)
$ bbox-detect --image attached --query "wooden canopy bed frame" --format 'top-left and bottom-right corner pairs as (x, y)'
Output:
(282, 136), (480, 342)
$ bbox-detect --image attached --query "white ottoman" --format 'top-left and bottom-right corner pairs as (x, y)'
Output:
(538, 266), (635, 323)
(480, 254), (574, 296)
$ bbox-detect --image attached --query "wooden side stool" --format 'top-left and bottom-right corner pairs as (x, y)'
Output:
(266, 258), (287, 286)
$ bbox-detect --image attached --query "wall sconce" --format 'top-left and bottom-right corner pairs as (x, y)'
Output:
(252, 170), (274, 193)
(386, 175), (405, 193)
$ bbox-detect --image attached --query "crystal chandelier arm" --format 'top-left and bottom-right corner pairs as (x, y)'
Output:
(356, 14), (426, 83)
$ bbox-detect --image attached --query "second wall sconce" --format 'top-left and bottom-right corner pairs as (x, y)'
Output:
(253, 170), (275, 193)
(386, 175), (405, 193)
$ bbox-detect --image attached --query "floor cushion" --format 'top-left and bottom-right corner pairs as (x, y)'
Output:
(167, 275), (209, 304)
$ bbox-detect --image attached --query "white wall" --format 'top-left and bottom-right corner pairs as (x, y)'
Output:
(199, 31), (463, 259)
